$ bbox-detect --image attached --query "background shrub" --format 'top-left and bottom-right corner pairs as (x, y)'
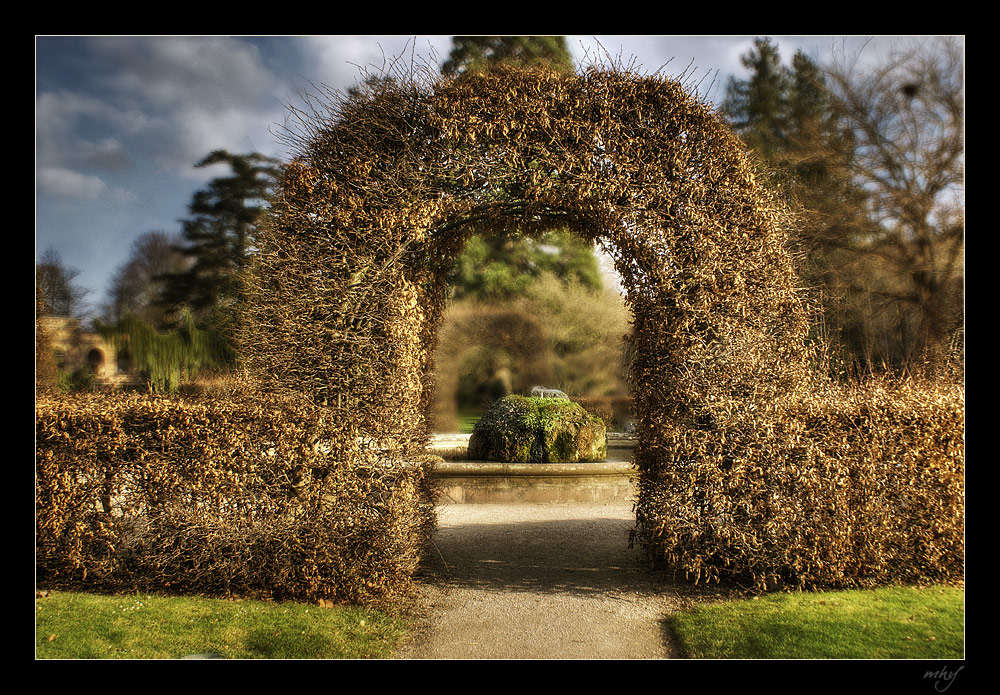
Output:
(574, 396), (633, 431)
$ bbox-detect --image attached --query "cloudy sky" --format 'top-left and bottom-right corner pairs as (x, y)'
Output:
(35, 35), (923, 317)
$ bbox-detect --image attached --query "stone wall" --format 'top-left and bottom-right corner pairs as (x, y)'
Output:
(39, 316), (138, 386)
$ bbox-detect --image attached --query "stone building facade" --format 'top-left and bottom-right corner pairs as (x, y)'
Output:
(39, 316), (139, 387)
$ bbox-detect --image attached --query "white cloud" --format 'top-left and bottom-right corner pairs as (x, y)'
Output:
(37, 165), (138, 205)
(40, 37), (292, 177)
(36, 89), (147, 171)
(173, 104), (289, 180)
(86, 36), (274, 109)
(38, 166), (107, 199)
(299, 36), (451, 89)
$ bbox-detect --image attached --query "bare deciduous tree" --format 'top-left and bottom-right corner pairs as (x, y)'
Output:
(824, 37), (964, 368)
(102, 230), (191, 327)
(35, 247), (92, 319)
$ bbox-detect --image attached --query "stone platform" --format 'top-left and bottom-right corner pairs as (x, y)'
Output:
(426, 434), (637, 504)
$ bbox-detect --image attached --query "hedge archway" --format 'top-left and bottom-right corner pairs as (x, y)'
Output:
(32, 63), (962, 601)
(240, 64), (819, 583)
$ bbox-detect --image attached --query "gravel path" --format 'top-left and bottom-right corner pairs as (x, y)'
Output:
(395, 501), (715, 660)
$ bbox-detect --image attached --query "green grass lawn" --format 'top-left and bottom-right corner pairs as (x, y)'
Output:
(35, 590), (410, 659)
(670, 584), (964, 659)
(457, 412), (482, 433)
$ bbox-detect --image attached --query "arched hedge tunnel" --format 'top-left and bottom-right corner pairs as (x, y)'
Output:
(32, 68), (964, 602)
(244, 65), (811, 433)
(242, 65), (813, 543)
(238, 65), (958, 589)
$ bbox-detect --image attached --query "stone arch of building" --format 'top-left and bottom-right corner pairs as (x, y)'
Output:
(240, 66), (815, 544)
(86, 347), (105, 376)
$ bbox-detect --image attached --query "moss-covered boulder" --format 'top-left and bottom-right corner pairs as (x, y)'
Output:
(467, 395), (607, 463)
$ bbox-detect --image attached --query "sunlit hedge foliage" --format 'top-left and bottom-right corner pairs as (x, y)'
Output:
(35, 392), (435, 608)
(36, 62), (963, 601)
(237, 63), (962, 589)
(634, 377), (964, 590)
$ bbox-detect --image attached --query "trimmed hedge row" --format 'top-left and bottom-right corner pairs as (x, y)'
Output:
(633, 378), (965, 591)
(35, 392), (436, 609)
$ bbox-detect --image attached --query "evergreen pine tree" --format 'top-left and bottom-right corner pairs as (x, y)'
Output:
(722, 37), (792, 159)
(442, 36), (575, 77)
(160, 150), (281, 336)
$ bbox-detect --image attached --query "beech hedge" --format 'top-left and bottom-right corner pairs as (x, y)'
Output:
(35, 391), (436, 609)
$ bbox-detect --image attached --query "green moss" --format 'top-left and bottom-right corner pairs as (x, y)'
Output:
(467, 395), (606, 462)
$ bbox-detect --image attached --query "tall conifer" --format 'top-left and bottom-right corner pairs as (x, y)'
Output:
(160, 150), (281, 336)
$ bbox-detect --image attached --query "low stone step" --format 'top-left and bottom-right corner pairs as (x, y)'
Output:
(424, 432), (638, 504)
(430, 460), (636, 505)
(427, 432), (638, 450)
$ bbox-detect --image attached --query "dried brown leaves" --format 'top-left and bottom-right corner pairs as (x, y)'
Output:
(240, 65), (963, 589)
(35, 392), (435, 607)
(36, 65), (963, 601)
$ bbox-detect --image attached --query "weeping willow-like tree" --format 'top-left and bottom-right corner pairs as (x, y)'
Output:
(96, 310), (234, 392)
